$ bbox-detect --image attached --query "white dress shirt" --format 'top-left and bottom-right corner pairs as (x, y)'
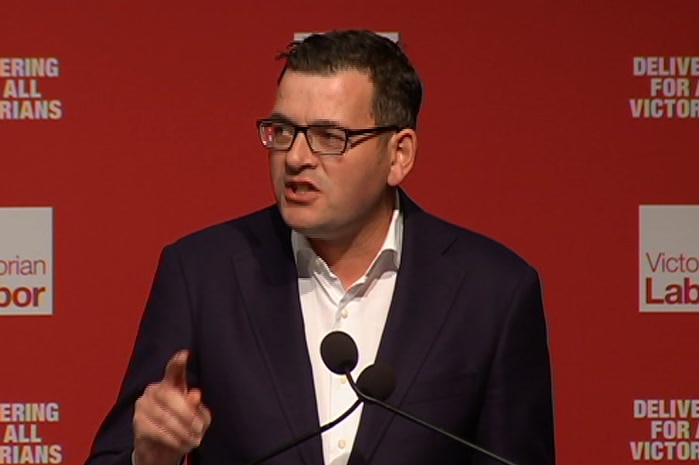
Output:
(292, 206), (403, 465)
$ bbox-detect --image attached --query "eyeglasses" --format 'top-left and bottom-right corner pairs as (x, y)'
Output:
(257, 119), (400, 156)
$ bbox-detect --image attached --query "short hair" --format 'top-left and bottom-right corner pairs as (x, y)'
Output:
(277, 30), (423, 129)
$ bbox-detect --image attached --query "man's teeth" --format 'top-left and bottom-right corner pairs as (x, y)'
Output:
(294, 184), (313, 192)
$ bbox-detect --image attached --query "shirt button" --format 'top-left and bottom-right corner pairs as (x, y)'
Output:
(340, 309), (348, 319)
(340, 377), (347, 385)
(338, 439), (347, 449)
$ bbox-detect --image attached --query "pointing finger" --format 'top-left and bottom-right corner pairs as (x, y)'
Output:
(163, 350), (189, 391)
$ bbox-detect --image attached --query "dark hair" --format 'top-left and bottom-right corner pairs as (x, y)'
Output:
(277, 30), (423, 129)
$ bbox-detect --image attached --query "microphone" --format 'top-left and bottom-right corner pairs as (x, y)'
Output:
(320, 330), (358, 375)
(323, 331), (524, 465)
(245, 332), (392, 465)
(321, 331), (395, 402)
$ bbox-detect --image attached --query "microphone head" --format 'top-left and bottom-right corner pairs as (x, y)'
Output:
(320, 331), (359, 375)
(356, 362), (396, 401)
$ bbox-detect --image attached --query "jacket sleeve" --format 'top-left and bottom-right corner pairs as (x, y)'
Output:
(474, 267), (556, 465)
(83, 244), (197, 465)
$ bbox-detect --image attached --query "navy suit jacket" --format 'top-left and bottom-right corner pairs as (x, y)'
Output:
(85, 192), (555, 465)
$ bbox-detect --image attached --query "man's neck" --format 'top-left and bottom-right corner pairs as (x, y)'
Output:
(309, 191), (396, 288)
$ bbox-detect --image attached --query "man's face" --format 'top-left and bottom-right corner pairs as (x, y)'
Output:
(268, 69), (395, 241)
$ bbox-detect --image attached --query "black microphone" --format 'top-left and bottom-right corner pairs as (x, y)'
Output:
(324, 331), (524, 465)
(244, 332), (390, 465)
(321, 331), (396, 403)
(320, 330), (358, 375)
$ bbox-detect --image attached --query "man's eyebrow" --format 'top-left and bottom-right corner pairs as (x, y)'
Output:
(267, 113), (345, 128)
(307, 119), (344, 128)
(268, 112), (294, 124)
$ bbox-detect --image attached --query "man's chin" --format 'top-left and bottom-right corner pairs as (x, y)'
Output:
(279, 207), (323, 236)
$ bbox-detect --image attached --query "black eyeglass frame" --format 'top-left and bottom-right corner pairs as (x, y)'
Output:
(256, 119), (402, 155)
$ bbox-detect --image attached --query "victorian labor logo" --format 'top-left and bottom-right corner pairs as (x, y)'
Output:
(0, 207), (53, 315)
(639, 205), (699, 312)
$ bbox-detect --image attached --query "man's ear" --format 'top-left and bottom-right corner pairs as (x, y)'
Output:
(387, 129), (417, 186)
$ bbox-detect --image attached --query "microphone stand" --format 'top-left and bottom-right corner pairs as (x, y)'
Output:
(245, 399), (362, 465)
(344, 371), (521, 465)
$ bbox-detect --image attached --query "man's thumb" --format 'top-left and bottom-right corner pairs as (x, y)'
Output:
(163, 350), (189, 391)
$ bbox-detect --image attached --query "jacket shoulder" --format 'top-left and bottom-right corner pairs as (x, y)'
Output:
(166, 205), (283, 257)
(421, 211), (538, 279)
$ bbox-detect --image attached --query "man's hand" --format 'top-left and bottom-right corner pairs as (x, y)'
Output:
(133, 350), (211, 465)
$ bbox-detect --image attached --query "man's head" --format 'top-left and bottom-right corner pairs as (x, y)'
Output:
(260, 30), (422, 243)
(278, 30), (423, 129)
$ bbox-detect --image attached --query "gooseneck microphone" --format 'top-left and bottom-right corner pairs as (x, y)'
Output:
(320, 330), (359, 375)
(321, 331), (524, 465)
(245, 332), (394, 465)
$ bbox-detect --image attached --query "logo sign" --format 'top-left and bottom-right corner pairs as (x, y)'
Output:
(0, 207), (54, 315)
(639, 205), (699, 312)
(629, 56), (699, 119)
(0, 57), (63, 120)
(293, 32), (399, 43)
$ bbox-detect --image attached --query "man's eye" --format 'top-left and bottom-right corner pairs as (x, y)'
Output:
(314, 128), (345, 141)
(271, 124), (293, 136)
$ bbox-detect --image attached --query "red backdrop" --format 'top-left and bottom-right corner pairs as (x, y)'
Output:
(2, 0), (698, 463)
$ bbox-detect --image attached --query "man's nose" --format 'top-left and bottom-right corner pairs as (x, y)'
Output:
(285, 131), (317, 169)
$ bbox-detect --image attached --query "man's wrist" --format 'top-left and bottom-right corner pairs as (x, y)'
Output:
(131, 449), (184, 465)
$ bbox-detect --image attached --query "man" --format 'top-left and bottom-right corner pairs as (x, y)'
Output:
(85, 29), (555, 465)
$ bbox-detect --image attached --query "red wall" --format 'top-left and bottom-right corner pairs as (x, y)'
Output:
(2, 1), (698, 463)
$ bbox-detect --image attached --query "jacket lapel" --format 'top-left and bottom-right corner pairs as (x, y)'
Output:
(349, 192), (467, 464)
(232, 207), (323, 465)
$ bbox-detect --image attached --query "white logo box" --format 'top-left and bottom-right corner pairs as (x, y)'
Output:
(639, 205), (699, 312)
(0, 207), (53, 316)
(293, 32), (399, 42)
